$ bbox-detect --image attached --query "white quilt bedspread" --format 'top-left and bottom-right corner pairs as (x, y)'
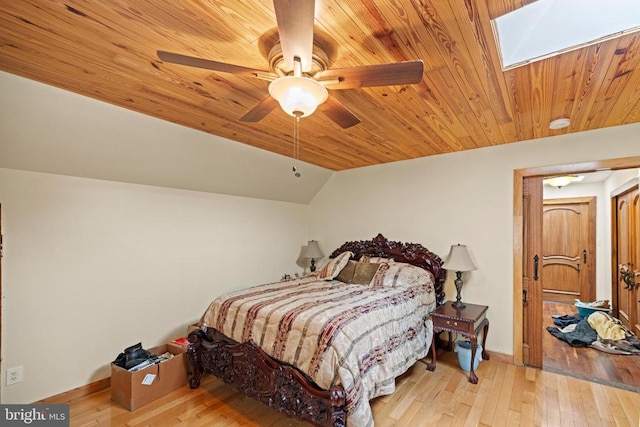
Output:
(200, 276), (436, 426)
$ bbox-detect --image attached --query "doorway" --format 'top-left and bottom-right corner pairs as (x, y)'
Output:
(538, 176), (640, 391)
(513, 156), (640, 368)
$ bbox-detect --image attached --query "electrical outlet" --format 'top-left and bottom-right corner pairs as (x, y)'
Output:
(6, 366), (23, 386)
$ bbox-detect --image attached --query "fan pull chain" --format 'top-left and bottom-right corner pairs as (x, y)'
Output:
(292, 112), (301, 178)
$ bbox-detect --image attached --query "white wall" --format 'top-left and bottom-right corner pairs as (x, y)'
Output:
(308, 123), (640, 356)
(0, 168), (309, 403)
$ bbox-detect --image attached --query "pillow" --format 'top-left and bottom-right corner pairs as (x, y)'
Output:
(335, 261), (383, 285)
(370, 262), (434, 289)
(351, 262), (382, 285)
(315, 251), (353, 280)
(360, 255), (395, 264)
(335, 260), (357, 283)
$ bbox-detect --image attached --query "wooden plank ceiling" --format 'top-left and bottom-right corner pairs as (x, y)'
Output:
(1, 1), (638, 171)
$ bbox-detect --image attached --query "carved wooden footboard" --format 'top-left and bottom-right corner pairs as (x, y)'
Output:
(187, 327), (347, 427)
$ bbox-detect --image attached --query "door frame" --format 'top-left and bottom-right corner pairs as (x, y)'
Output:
(0, 204), (2, 402)
(513, 156), (640, 365)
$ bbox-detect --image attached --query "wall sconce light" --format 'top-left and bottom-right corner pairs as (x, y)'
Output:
(442, 244), (477, 309)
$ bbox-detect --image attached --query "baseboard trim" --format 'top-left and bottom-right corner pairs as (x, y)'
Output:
(489, 351), (513, 364)
(37, 377), (110, 404)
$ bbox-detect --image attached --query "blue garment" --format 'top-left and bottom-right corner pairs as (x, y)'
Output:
(552, 314), (581, 328)
(546, 318), (597, 347)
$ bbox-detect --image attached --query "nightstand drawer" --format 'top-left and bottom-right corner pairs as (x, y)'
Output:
(432, 316), (475, 334)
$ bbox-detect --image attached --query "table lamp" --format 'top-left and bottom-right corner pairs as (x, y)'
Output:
(442, 244), (477, 309)
(303, 240), (324, 272)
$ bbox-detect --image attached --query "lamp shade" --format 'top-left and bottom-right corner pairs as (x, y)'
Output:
(442, 244), (477, 272)
(268, 76), (328, 117)
(303, 240), (324, 259)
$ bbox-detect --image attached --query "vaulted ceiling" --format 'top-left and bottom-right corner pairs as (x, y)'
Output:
(1, 1), (639, 171)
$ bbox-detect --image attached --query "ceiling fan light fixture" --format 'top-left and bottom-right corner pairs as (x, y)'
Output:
(268, 76), (328, 117)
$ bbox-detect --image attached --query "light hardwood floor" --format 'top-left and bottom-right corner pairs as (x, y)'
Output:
(58, 349), (640, 426)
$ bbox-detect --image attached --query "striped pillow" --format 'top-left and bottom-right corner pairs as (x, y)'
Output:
(315, 251), (353, 280)
(370, 262), (434, 289)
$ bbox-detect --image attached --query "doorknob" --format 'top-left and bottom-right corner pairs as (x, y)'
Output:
(533, 255), (539, 281)
(523, 289), (528, 307)
(583, 250), (587, 263)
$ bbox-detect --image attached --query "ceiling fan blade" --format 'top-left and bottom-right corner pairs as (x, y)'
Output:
(273, 0), (315, 72)
(157, 50), (276, 80)
(315, 60), (424, 90)
(318, 96), (361, 129)
(239, 96), (280, 122)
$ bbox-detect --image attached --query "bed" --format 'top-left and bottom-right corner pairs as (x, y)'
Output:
(187, 234), (445, 426)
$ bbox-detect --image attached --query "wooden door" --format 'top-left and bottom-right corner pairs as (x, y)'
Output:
(617, 191), (633, 328)
(633, 191), (640, 336)
(542, 198), (595, 304)
(523, 177), (543, 368)
(615, 186), (640, 334)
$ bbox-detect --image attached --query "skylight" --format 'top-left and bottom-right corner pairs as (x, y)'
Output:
(492, 0), (640, 70)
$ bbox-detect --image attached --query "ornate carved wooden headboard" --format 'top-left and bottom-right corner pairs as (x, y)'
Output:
(329, 233), (446, 306)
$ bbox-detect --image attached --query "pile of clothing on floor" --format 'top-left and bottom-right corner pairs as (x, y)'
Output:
(547, 310), (640, 355)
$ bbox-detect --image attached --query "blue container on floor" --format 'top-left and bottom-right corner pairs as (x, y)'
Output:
(574, 299), (611, 318)
(455, 340), (482, 372)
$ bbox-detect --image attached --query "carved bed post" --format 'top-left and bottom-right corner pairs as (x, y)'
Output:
(187, 329), (205, 389)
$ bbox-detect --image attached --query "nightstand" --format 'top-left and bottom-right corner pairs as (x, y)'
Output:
(426, 301), (490, 384)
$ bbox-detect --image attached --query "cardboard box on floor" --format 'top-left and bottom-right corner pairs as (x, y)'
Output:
(167, 341), (193, 375)
(167, 341), (188, 354)
(111, 344), (187, 411)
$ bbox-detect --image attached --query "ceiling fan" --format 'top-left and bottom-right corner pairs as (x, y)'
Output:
(157, 0), (424, 129)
